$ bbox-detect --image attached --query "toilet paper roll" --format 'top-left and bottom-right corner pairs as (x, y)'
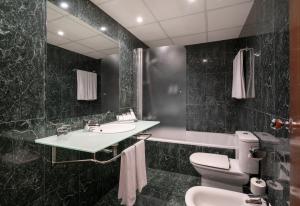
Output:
(266, 180), (283, 201)
(250, 177), (266, 195)
(266, 180), (283, 191)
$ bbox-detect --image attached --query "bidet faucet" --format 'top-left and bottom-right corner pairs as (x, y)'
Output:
(246, 194), (270, 206)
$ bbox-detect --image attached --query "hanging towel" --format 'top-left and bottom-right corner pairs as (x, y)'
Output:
(77, 70), (87, 100)
(246, 50), (255, 98)
(77, 70), (97, 100)
(87, 71), (97, 100)
(118, 145), (137, 206)
(135, 140), (147, 192)
(232, 50), (246, 99)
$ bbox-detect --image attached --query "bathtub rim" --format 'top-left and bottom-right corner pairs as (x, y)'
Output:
(138, 134), (237, 150)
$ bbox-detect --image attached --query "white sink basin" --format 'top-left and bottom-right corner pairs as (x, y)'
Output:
(185, 186), (269, 206)
(90, 122), (136, 134)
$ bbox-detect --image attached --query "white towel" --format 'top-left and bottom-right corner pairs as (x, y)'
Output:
(87, 71), (97, 100)
(77, 70), (87, 100)
(77, 70), (97, 100)
(135, 140), (147, 192)
(232, 50), (246, 99)
(118, 145), (137, 206)
(246, 50), (255, 98)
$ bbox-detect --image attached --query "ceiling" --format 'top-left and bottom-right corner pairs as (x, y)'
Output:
(47, 2), (119, 59)
(90, 0), (254, 47)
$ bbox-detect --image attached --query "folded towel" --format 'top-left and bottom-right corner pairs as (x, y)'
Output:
(118, 145), (137, 206)
(135, 140), (147, 192)
(77, 70), (97, 100)
(246, 50), (255, 98)
(232, 50), (246, 99)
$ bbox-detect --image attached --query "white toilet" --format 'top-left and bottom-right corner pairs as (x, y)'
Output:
(190, 131), (260, 192)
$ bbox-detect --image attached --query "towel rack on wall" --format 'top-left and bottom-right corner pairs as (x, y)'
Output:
(240, 47), (254, 52)
(239, 47), (261, 57)
(50, 133), (152, 165)
(72, 69), (97, 73)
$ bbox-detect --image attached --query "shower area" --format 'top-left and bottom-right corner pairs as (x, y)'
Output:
(134, 46), (237, 176)
(135, 46), (187, 140)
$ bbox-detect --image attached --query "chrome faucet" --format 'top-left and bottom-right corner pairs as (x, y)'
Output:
(83, 120), (100, 132)
(56, 124), (71, 136)
(246, 194), (270, 205)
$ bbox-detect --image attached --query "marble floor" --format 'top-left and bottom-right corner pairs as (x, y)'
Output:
(95, 168), (201, 206)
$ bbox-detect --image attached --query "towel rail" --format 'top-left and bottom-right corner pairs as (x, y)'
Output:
(72, 69), (97, 74)
(51, 133), (152, 165)
(240, 47), (254, 52)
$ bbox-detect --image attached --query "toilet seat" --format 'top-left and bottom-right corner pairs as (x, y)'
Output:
(190, 153), (230, 170)
(189, 153), (250, 191)
(190, 153), (246, 176)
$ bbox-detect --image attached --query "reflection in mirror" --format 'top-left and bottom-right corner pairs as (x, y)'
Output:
(46, 1), (120, 122)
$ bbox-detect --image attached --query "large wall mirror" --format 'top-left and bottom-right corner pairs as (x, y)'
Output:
(46, 1), (120, 121)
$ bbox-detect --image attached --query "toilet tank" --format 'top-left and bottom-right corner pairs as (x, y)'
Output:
(236, 131), (259, 174)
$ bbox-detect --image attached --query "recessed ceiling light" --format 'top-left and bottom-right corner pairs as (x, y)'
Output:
(202, 59), (208, 63)
(57, 30), (64, 36)
(136, 16), (143, 23)
(60, 2), (69, 9)
(188, 0), (196, 3)
(100, 26), (107, 31)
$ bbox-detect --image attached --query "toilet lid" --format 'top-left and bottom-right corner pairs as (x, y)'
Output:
(190, 153), (230, 170)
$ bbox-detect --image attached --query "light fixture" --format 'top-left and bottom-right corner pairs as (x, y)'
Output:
(100, 26), (107, 31)
(136, 16), (143, 23)
(60, 2), (69, 9)
(202, 59), (208, 63)
(188, 0), (196, 3)
(57, 30), (64, 36)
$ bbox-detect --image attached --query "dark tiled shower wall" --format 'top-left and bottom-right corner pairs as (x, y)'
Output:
(186, 38), (244, 133)
(238, 0), (290, 205)
(46, 44), (102, 121)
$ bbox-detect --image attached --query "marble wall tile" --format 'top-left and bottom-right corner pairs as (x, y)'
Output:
(238, 0), (289, 205)
(145, 141), (235, 176)
(0, 0), (46, 123)
(1, 0), (147, 205)
(186, 38), (244, 133)
(48, 0), (148, 112)
(275, 31), (289, 119)
(46, 44), (102, 121)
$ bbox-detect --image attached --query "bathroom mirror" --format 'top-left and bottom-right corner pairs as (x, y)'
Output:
(46, 1), (120, 121)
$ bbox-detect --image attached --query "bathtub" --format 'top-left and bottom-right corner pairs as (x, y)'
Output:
(141, 127), (237, 175)
(140, 127), (237, 150)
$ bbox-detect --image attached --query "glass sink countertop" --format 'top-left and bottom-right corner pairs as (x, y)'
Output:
(35, 120), (159, 153)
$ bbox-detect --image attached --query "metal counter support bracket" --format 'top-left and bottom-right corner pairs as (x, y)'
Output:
(52, 147), (56, 164)
(50, 133), (151, 165)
